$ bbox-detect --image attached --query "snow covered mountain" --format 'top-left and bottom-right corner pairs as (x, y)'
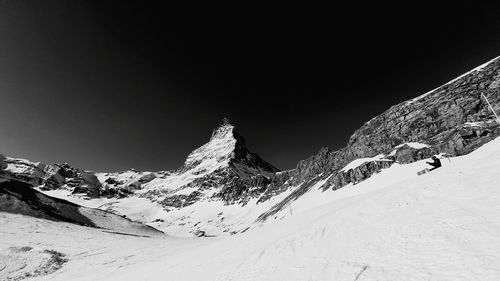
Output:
(1, 56), (500, 238)
(93, 118), (278, 200)
(1, 118), (284, 236)
(0, 155), (102, 196)
(2, 124), (500, 281)
(132, 117), (279, 205)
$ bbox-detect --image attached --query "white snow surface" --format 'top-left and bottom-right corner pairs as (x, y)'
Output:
(388, 142), (430, 156)
(96, 170), (155, 188)
(185, 122), (236, 168)
(40, 188), (167, 226)
(42, 181), (299, 237)
(340, 154), (391, 172)
(2, 137), (500, 280)
(395, 142), (429, 149)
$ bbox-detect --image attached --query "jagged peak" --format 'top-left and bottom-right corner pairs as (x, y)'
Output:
(184, 119), (240, 169)
(211, 118), (235, 140)
(183, 118), (277, 174)
(210, 118), (247, 146)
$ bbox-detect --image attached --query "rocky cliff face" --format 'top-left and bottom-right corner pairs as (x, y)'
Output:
(256, 55), (500, 221)
(0, 156), (102, 196)
(327, 56), (500, 187)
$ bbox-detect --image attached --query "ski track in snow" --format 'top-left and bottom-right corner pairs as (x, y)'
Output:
(1, 137), (500, 280)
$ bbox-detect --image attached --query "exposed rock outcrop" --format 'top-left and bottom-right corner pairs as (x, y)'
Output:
(393, 145), (435, 164)
(0, 157), (103, 197)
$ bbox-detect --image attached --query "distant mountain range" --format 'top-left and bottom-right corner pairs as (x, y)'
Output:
(1, 55), (500, 237)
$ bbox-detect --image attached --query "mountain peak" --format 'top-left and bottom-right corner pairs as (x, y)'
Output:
(210, 118), (237, 141)
(183, 118), (277, 176)
(184, 119), (240, 170)
(209, 118), (248, 149)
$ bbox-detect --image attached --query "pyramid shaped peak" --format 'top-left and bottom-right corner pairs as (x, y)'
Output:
(184, 117), (277, 175)
(184, 118), (241, 170)
(210, 118), (240, 141)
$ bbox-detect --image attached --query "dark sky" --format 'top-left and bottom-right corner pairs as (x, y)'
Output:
(1, 1), (500, 172)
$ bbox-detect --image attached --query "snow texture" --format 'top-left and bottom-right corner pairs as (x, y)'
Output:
(2, 137), (500, 280)
(394, 142), (429, 149)
(340, 154), (391, 172)
(388, 142), (430, 156)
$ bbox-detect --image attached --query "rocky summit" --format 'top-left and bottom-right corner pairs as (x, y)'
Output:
(1, 55), (500, 236)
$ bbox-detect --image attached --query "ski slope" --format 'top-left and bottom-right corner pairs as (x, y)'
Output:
(2, 137), (500, 281)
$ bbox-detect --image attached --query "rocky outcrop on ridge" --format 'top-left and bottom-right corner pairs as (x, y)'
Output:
(0, 156), (102, 197)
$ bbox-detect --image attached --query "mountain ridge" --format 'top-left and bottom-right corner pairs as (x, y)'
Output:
(1, 54), (500, 236)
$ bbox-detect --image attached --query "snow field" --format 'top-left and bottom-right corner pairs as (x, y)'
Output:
(2, 137), (500, 280)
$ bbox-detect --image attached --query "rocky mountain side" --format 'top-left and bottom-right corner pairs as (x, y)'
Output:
(324, 55), (500, 188)
(0, 156), (102, 195)
(256, 55), (500, 221)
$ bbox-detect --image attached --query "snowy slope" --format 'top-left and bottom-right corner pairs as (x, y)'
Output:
(0, 180), (163, 237)
(41, 178), (299, 237)
(2, 136), (499, 281)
